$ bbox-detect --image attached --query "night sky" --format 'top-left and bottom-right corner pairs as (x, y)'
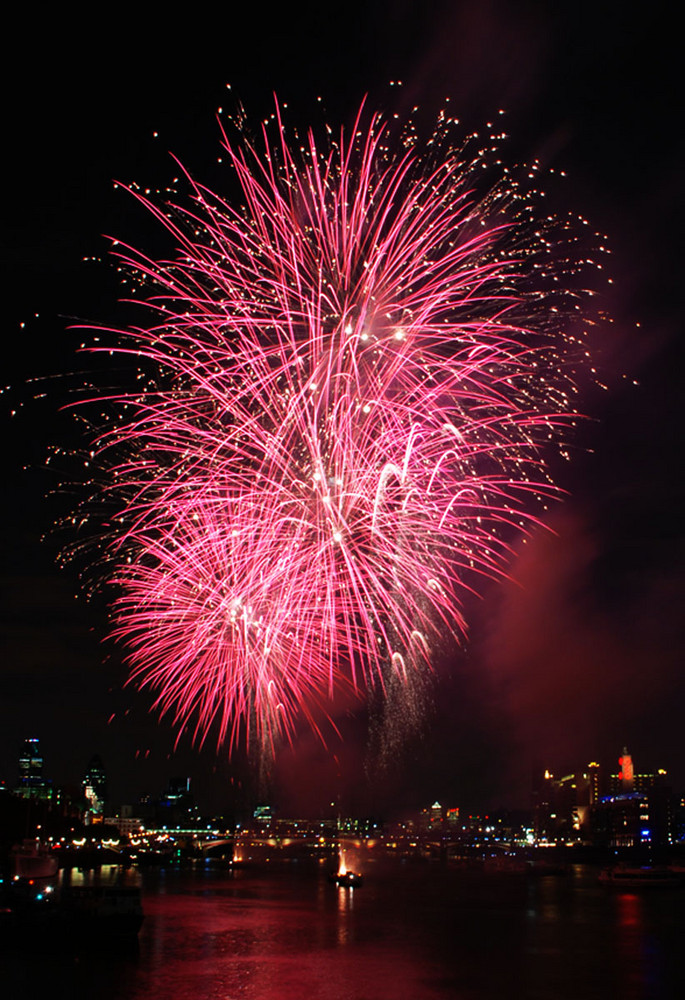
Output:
(2, 1), (683, 819)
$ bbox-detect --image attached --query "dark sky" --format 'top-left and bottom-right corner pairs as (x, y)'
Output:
(2, 1), (683, 819)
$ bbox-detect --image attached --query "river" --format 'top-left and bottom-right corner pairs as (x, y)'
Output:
(4, 859), (684, 998)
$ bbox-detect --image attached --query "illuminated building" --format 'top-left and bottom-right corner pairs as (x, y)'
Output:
(253, 804), (274, 825)
(106, 804), (143, 836)
(609, 768), (669, 796)
(592, 788), (673, 848)
(594, 755), (673, 848)
(587, 762), (603, 805)
(618, 747), (634, 793)
(430, 801), (444, 825)
(83, 754), (108, 822)
(162, 776), (191, 803)
(417, 801), (445, 830)
(337, 817), (378, 836)
(446, 807), (460, 827)
(15, 737), (52, 801)
(674, 796), (685, 843)
(609, 749), (668, 797)
(531, 769), (554, 838)
(532, 768), (592, 841)
(158, 777), (198, 826)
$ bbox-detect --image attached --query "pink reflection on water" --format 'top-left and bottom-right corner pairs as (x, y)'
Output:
(132, 867), (447, 1000)
(614, 891), (649, 999)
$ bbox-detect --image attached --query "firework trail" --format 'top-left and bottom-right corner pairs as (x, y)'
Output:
(69, 100), (598, 753)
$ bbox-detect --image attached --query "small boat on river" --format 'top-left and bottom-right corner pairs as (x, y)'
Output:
(330, 846), (363, 887)
(329, 869), (364, 887)
(599, 865), (682, 888)
(10, 839), (59, 879)
(1, 865), (144, 944)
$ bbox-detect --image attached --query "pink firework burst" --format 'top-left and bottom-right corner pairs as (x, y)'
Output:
(72, 102), (596, 752)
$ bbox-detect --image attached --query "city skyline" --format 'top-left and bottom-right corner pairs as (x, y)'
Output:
(3, 733), (681, 825)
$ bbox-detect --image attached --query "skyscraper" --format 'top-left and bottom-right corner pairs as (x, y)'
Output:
(587, 762), (602, 805)
(16, 737), (52, 800)
(83, 754), (108, 820)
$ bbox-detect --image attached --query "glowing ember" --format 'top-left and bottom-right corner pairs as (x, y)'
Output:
(67, 100), (601, 753)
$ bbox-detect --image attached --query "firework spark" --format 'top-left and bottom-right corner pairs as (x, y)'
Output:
(70, 101), (599, 752)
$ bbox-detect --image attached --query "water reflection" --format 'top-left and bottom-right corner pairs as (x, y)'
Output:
(2, 862), (684, 999)
(335, 881), (355, 945)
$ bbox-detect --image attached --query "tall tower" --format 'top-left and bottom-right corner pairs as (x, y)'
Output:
(588, 762), (602, 805)
(16, 737), (51, 800)
(83, 755), (108, 821)
(430, 801), (444, 826)
(618, 747), (634, 793)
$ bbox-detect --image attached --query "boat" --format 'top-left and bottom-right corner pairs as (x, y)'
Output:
(598, 865), (683, 888)
(330, 846), (363, 887)
(10, 839), (59, 879)
(0, 867), (144, 942)
(329, 869), (364, 887)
